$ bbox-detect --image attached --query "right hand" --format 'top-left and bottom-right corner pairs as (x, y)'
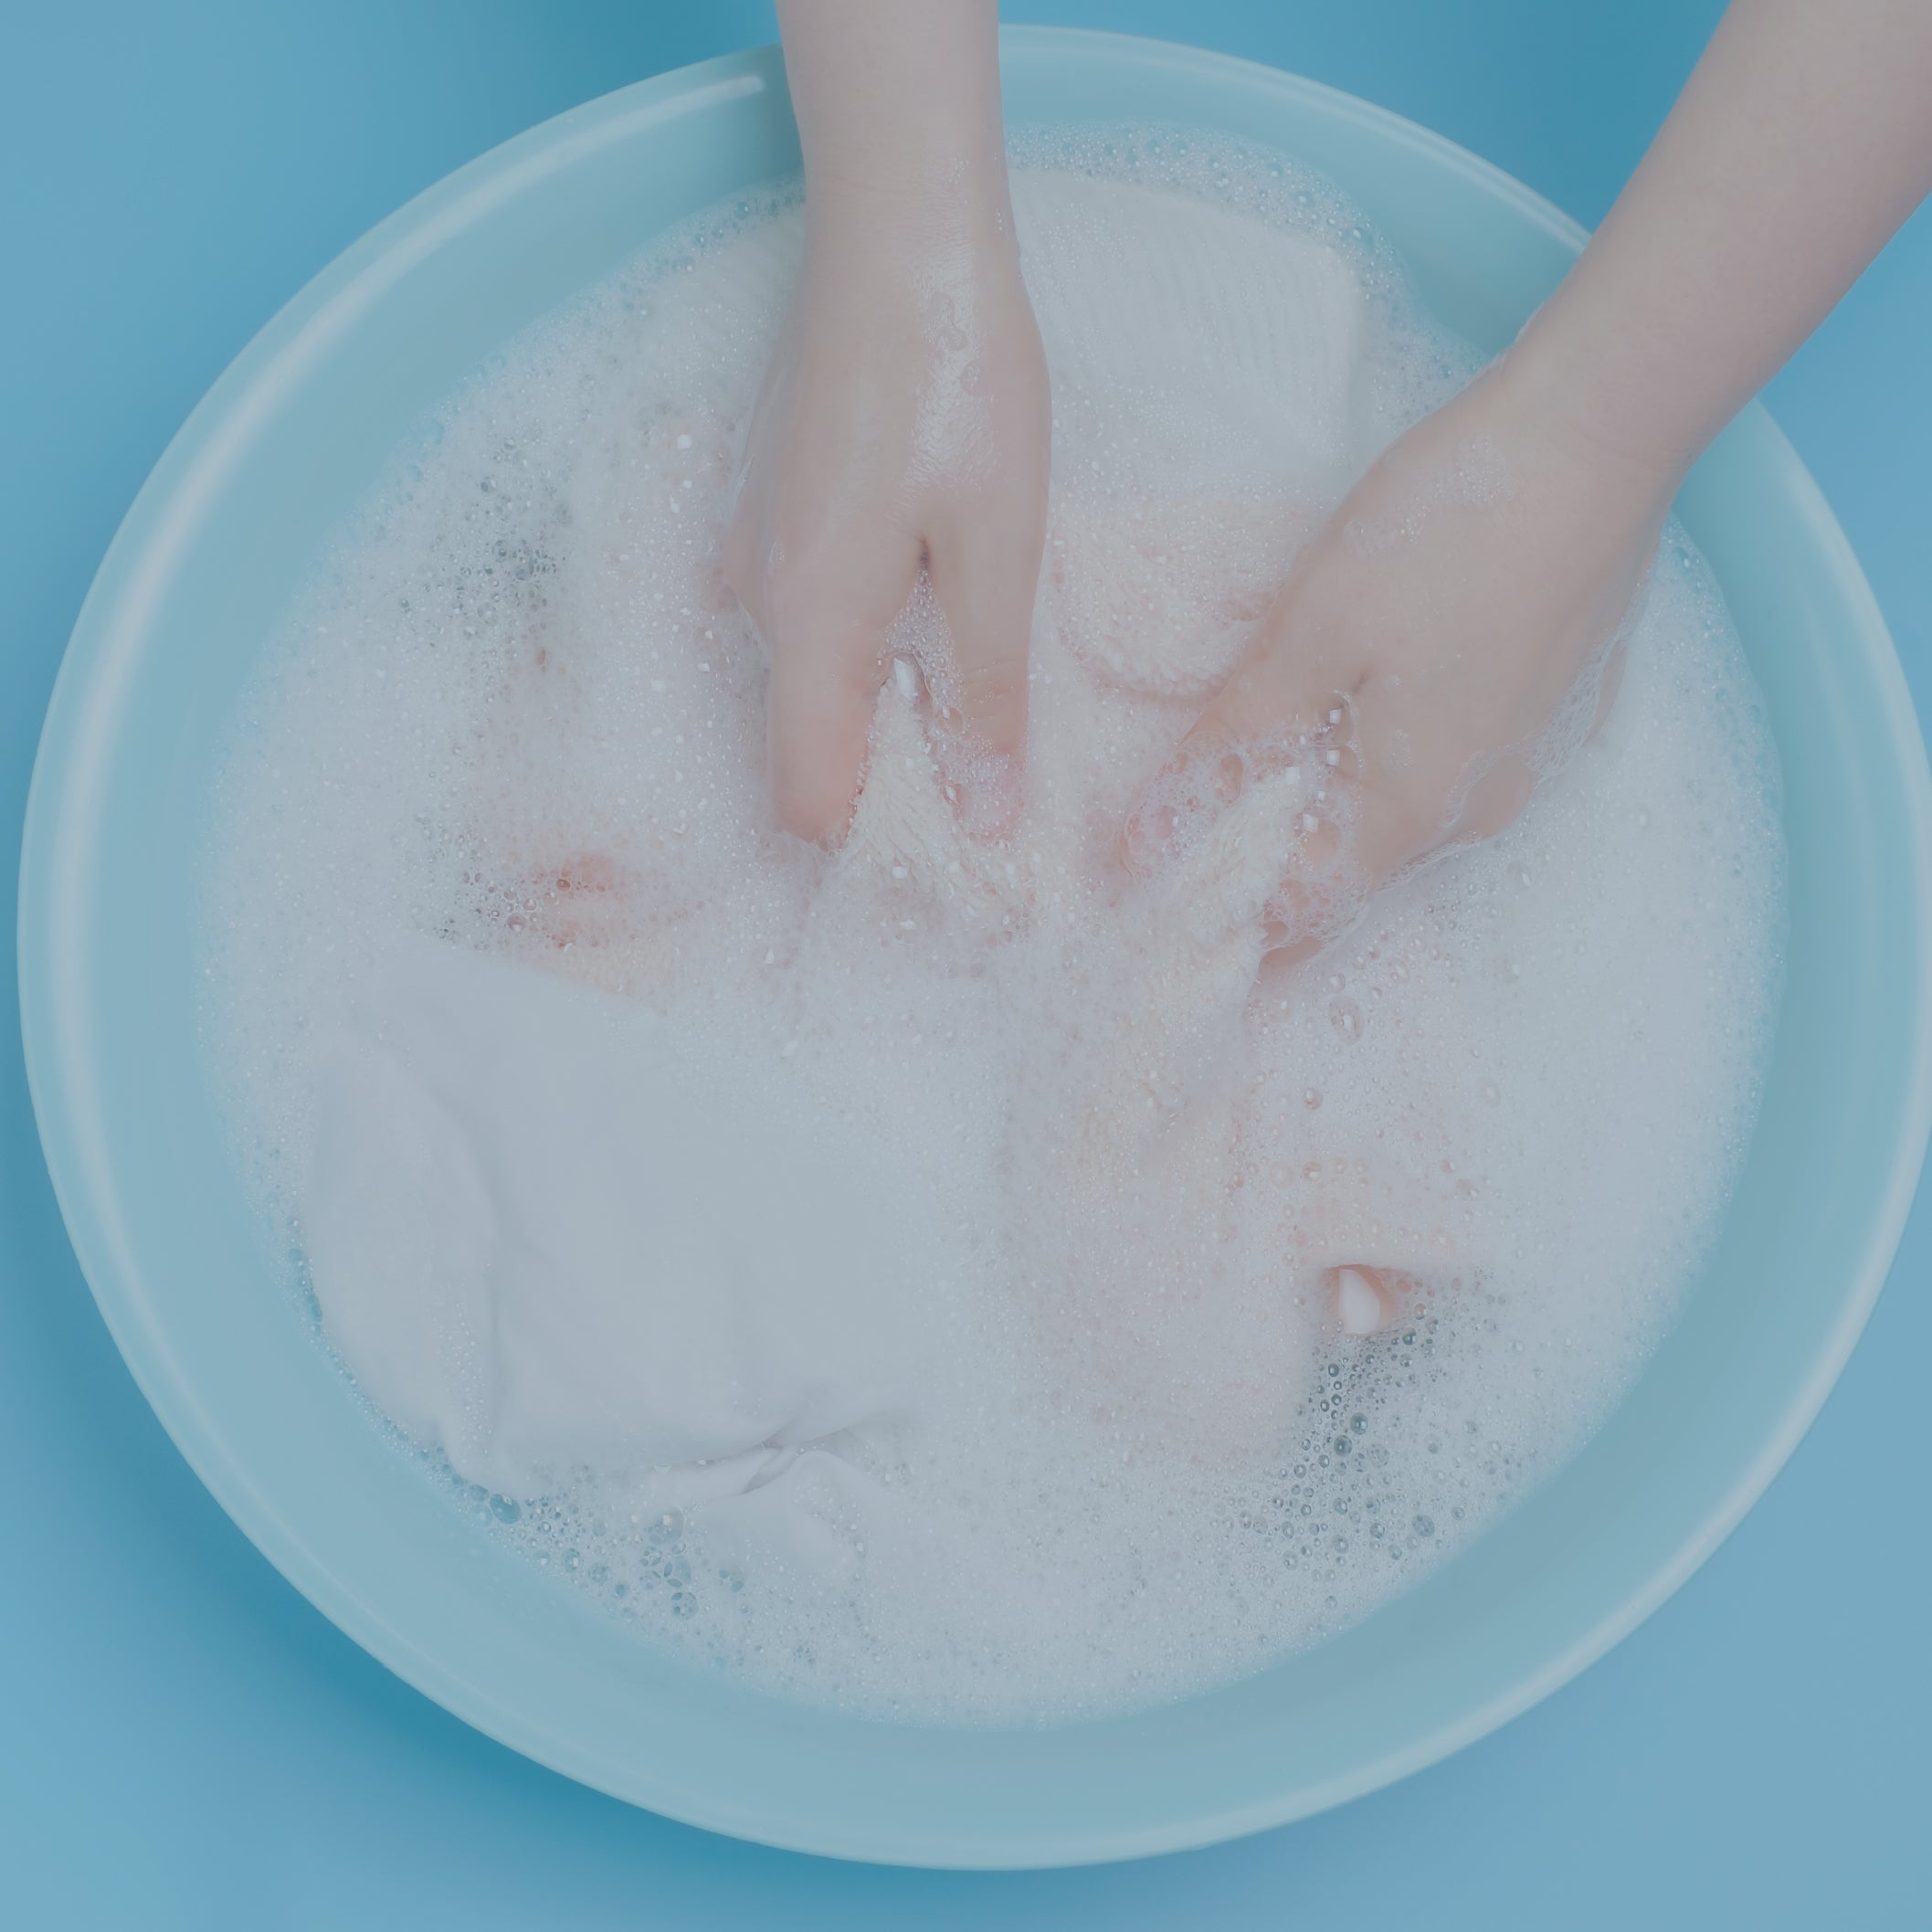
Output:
(725, 189), (1051, 843)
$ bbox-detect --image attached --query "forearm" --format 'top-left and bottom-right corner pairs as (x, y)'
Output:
(1509, 0), (1932, 480)
(776, 0), (1011, 238)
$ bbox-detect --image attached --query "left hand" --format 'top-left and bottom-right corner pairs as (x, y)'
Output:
(1123, 359), (1673, 959)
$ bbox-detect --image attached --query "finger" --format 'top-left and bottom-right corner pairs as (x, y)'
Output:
(1119, 631), (1364, 874)
(765, 617), (889, 845)
(925, 491), (1047, 808)
(1445, 637), (1627, 849)
(1119, 701), (1276, 877)
(1120, 633), (1430, 958)
(721, 513), (765, 640)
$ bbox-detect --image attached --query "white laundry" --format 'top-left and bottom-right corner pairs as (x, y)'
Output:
(303, 935), (933, 1551)
(205, 141), (1784, 1720)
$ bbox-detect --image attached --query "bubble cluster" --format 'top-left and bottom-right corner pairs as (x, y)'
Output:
(198, 133), (1785, 1723)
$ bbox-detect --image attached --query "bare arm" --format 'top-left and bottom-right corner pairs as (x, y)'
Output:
(1515, 0), (1932, 480)
(775, 0), (1008, 215)
(1129, 0), (1932, 954)
(727, 2), (1049, 841)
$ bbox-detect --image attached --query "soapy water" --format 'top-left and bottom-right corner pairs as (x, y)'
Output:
(199, 129), (1784, 1722)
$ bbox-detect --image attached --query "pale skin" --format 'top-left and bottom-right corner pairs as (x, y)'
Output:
(725, 0), (1049, 842)
(734, 0), (1932, 903)
(1126, 0), (1932, 955)
(723, 1), (1932, 1353)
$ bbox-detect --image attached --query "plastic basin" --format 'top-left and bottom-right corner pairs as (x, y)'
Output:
(18, 29), (1932, 1867)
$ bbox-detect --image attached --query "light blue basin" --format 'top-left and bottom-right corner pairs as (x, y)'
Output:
(18, 29), (1932, 1868)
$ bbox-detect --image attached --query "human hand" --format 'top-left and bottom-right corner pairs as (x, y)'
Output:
(1123, 361), (1673, 959)
(1131, 0), (1932, 955)
(725, 188), (1050, 843)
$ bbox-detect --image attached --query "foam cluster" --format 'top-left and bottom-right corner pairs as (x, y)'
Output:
(199, 132), (1784, 1721)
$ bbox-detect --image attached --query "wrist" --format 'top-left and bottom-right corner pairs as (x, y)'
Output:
(806, 158), (1021, 284)
(779, 0), (1011, 253)
(807, 135), (1015, 243)
(1495, 319), (1692, 502)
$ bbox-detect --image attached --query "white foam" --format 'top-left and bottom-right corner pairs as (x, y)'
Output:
(198, 134), (1785, 1722)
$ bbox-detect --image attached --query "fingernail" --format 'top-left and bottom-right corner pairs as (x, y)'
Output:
(1333, 1266), (1387, 1336)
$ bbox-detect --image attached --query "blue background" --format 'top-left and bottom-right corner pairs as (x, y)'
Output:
(4, 3), (1927, 1924)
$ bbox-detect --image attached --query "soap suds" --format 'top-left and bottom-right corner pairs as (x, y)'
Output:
(199, 132), (1784, 1723)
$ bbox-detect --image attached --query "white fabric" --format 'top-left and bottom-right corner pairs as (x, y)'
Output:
(303, 935), (930, 1530)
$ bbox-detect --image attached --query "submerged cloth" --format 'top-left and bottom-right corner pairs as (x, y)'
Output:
(303, 935), (934, 1565)
(298, 171), (1380, 1560)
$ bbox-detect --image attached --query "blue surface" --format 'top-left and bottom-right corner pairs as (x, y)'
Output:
(34, 30), (1927, 1872)
(4, 0), (1927, 1922)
